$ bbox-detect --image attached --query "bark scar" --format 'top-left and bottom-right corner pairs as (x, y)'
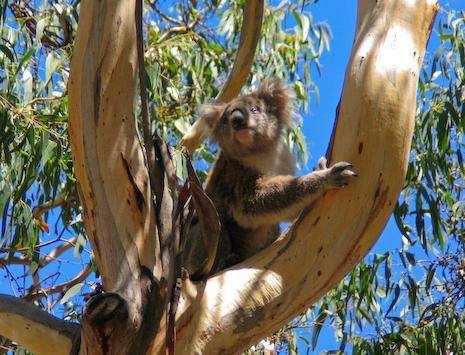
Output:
(94, 70), (101, 123)
(369, 173), (389, 222)
(121, 153), (145, 212)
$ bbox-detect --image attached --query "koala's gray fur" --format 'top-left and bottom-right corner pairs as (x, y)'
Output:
(183, 80), (356, 279)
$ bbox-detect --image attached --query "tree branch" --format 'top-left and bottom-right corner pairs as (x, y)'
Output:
(39, 236), (77, 266)
(217, 1), (264, 101)
(32, 196), (67, 219)
(0, 256), (28, 266)
(0, 294), (79, 355)
(0, 236), (76, 253)
(24, 264), (92, 302)
(69, 0), (160, 290)
(180, 1), (264, 153)
(157, 25), (191, 43)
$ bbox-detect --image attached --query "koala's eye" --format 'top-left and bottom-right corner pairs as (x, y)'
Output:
(250, 105), (260, 114)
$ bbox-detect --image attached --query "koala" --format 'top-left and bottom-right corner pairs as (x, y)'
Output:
(182, 80), (356, 279)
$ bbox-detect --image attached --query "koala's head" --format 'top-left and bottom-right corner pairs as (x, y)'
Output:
(194, 80), (293, 158)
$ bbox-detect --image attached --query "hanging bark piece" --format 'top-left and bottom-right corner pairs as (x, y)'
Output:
(185, 156), (221, 279)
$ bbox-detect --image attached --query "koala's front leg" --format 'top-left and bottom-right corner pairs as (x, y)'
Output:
(233, 157), (357, 228)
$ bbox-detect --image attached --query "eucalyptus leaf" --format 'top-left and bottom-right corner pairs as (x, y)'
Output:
(60, 283), (83, 304)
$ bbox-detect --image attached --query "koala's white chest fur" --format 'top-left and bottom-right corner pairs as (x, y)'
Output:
(239, 140), (295, 177)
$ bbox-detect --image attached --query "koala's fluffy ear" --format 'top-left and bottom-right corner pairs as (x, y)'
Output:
(256, 79), (294, 124)
(181, 101), (226, 154)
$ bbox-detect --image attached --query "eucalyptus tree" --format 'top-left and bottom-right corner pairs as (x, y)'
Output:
(0, 0), (438, 354)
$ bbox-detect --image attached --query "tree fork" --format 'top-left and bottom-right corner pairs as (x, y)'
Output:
(67, 0), (265, 354)
(0, 0), (438, 354)
(158, 1), (439, 353)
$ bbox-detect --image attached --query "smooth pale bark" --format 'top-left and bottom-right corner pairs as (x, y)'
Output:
(67, 1), (164, 353)
(217, 1), (264, 102)
(68, 0), (159, 294)
(0, 294), (79, 355)
(159, 0), (439, 353)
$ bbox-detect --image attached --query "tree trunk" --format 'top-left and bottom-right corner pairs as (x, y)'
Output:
(0, 0), (438, 354)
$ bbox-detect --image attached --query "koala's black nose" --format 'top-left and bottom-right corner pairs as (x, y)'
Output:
(231, 108), (247, 129)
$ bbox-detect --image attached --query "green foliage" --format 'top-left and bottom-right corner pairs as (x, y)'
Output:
(352, 305), (465, 354)
(0, 1), (81, 258)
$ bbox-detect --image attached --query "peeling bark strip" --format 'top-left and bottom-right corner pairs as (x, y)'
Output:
(186, 156), (221, 279)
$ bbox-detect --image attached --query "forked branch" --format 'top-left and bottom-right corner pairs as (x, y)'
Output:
(154, 1), (439, 353)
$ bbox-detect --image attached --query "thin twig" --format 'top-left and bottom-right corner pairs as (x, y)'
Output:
(32, 196), (67, 219)
(26, 96), (63, 107)
(157, 26), (191, 42)
(157, 15), (201, 43)
(23, 264), (92, 302)
(146, 1), (183, 26)
(0, 236), (73, 253)
(0, 237), (77, 270)
(0, 256), (28, 266)
(40, 236), (78, 266)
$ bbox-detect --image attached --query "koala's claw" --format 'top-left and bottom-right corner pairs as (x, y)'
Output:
(331, 161), (353, 172)
(317, 157), (328, 171)
(326, 160), (357, 188)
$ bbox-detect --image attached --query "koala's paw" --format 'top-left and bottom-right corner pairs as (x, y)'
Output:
(317, 157), (357, 188)
(316, 157), (328, 171)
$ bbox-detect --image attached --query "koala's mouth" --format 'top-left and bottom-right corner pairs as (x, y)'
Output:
(234, 128), (255, 146)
